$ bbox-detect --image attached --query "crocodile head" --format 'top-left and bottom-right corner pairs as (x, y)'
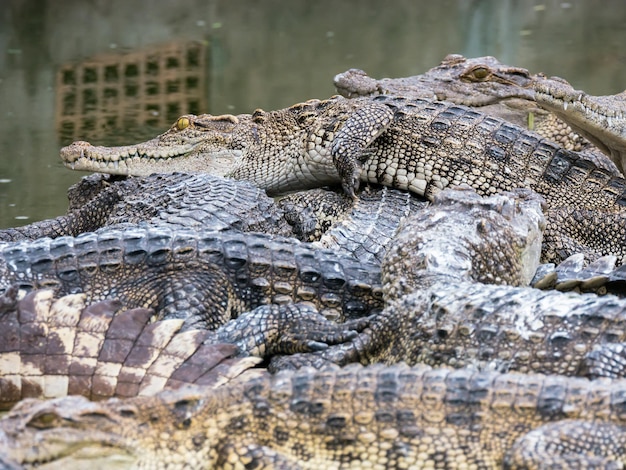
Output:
(0, 385), (229, 469)
(60, 113), (251, 176)
(0, 396), (139, 469)
(334, 54), (537, 127)
(533, 75), (626, 174)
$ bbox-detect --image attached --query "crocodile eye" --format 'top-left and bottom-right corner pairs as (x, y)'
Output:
(470, 66), (490, 80)
(27, 411), (61, 430)
(176, 116), (191, 130)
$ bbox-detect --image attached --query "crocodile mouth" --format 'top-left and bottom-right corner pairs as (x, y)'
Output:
(535, 88), (625, 126)
(534, 82), (626, 159)
(19, 447), (137, 470)
(1, 430), (138, 470)
(60, 140), (242, 176)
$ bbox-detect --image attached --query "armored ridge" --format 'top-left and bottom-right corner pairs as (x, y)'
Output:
(279, 185), (429, 263)
(0, 172), (299, 242)
(0, 173), (429, 266)
(61, 93), (626, 265)
(533, 74), (626, 174)
(0, 288), (262, 411)
(0, 226), (383, 329)
(531, 252), (626, 296)
(3, 363), (626, 468)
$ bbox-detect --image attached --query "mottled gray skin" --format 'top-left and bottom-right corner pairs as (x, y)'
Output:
(334, 55), (620, 174)
(60, 94), (626, 265)
(274, 186), (626, 380)
(0, 173), (299, 242)
(279, 185), (429, 263)
(381, 185), (545, 299)
(0, 288), (264, 411)
(533, 74), (626, 175)
(335, 54), (596, 150)
(0, 226), (383, 329)
(3, 363), (626, 469)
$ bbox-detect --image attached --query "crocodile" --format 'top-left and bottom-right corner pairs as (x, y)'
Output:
(533, 74), (626, 175)
(0, 172), (299, 242)
(0, 172), (430, 267)
(3, 362), (626, 469)
(59, 94), (626, 265)
(0, 226), (383, 329)
(334, 54), (599, 154)
(271, 186), (626, 380)
(0, 287), (264, 411)
(278, 185), (429, 263)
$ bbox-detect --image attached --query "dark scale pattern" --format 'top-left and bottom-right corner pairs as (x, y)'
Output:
(0, 172), (297, 242)
(3, 363), (620, 468)
(272, 187), (626, 381)
(0, 226), (383, 328)
(312, 185), (429, 263)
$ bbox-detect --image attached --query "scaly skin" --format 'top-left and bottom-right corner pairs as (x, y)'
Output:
(333, 53), (606, 157)
(278, 185), (429, 263)
(533, 74), (626, 174)
(0, 226), (383, 329)
(2, 363), (626, 468)
(335, 54), (536, 124)
(275, 186), (626, 379)
(0, 287), (263, 411)
(60, 94), (626, 264)
(531, 253), (626, 296)
(0, 172), (298, 242)
(0, 172), (423, 265)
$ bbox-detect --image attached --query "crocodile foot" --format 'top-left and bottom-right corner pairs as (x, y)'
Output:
(210, 302), (372, 359)
(331, 101), (394, 198)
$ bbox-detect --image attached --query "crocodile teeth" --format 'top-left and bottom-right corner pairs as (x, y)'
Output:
(563, 101), (568, 111)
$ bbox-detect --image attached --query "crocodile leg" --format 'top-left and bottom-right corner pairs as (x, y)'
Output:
(110, 267), (240, 330)
(505, 420), (626, 469)
(210, 302), (371, 357)
(331, 103), (394, 197)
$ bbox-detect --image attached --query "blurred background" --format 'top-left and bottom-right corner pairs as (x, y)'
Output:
(1, 0), (625, 228)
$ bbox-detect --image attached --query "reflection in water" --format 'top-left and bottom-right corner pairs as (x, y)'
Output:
(56, 41), (208, 146)
(0, 0), (625, 228)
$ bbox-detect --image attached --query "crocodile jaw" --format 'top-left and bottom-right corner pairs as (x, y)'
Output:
(0, 428), (138, 469)
(534, 79), (626, 173)
(60, 140), (243, 176)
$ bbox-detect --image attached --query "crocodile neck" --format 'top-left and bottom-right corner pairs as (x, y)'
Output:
(60, 100), (348, 194)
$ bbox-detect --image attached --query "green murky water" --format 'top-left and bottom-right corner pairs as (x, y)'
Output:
(1, 0), (625, 228)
